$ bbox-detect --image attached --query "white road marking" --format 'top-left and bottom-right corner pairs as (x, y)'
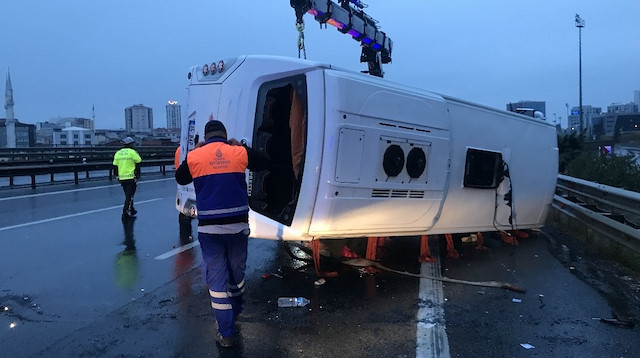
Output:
(416, 259), (451, 358)
(0, 198), (164, 232)
(0, 178), (175, 202)
(154, 240), (200, 260)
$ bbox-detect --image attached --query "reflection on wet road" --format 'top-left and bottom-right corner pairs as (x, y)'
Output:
(114, 217), (139, 290)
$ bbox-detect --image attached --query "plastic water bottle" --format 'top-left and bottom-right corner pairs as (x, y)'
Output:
(277, 297), (310, 307)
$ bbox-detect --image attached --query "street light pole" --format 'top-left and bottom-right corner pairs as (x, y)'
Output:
(575, 14), (585, 134)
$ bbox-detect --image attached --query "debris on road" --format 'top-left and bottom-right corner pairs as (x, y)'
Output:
(343, 258), (527, 293)
(593, 317), (635, 328)
(314, 278), (326, 286)
(277, 297), (310, 307)
(512, 298), (522, 303)
(538, 294), (545, 308)
(340, 245), (361, 258)
(461, 234), (478, 243)
(520, 343), (535, 349)
(261, 273), (283, 279)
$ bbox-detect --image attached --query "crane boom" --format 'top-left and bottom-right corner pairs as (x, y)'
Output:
(290, 0), (392, 77)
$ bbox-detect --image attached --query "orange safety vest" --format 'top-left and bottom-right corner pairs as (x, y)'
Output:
(186, 138), (249, 224)
(174, 146), (181, 169)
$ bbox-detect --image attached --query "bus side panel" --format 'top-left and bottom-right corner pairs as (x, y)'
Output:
(309, 71), (451, 237)
(431, 100), (558, 233)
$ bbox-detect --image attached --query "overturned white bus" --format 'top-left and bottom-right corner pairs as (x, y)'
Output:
(175, 55), (558, 241)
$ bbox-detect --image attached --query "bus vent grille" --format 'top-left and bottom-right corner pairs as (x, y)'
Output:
(391, 190), (409, 198)
(379, 122), (431, 133)
(371, 189), (391, 197)
(409, 190), (425, 198)
(370, 189), (425, 198)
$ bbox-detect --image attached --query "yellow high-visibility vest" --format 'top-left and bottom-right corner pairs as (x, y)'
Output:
(113, 148), (142, 180)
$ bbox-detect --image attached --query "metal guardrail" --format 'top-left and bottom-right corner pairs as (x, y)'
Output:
(0, 146), (176, 166)
(0, 147), (175, 189)
(0, 159), (174, 188)
(553, 174), (640, 254)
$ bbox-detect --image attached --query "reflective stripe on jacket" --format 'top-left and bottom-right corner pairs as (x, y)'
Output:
(113, 148), (142, 180)
(186, 138), (249, 224)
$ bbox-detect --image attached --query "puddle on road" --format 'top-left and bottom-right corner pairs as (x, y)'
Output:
(0, 293), (53, 326)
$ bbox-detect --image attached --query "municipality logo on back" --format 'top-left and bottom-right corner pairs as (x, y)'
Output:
(210, 148), (230, 169)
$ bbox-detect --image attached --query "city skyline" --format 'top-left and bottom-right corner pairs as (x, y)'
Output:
(2, 1), (639, 129)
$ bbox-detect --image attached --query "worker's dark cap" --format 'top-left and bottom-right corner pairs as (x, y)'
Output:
(204, 120), (226, 136)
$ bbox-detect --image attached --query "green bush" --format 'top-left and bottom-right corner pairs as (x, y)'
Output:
(558, 132), (584, 173)
(558, 132), (640, 192)
(566, 151), (640, 192)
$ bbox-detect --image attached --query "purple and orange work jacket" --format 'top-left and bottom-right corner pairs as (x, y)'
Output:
(175, 137), (269, 228)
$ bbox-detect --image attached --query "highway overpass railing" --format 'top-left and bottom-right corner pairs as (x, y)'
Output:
(553, 174), (640, 255)
(0, 146), (175, 189)
(0, 146), (175, 165)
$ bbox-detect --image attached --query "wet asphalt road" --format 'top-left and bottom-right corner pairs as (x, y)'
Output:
(1, 174), (639, 357)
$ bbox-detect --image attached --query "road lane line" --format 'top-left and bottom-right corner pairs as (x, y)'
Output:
(154, 241), (200, 260)
(0, 198), (164, 232)
(0, 178), (174, 202)
(416, 259), (451, 358)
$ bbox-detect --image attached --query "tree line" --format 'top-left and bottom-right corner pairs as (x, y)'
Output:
(559, 132), (640, 192)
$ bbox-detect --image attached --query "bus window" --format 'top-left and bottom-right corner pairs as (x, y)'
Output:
(250, 75), (307, 226)
(463, 148), (503, 189)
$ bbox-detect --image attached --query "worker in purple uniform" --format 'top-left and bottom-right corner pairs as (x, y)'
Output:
(175, 120), (269, 348)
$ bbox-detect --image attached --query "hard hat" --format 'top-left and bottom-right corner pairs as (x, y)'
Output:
(122, 137), (134, 144)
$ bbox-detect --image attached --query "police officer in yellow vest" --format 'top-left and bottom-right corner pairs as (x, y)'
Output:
(175, 120), (269, 348)
(113, 137), (142, 219)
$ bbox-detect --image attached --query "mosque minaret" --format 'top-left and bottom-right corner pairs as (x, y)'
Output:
(5, 69), (16, 148)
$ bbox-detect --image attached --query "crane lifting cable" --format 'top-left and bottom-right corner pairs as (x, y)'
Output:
(296, 22), (307, 59)
(290, 0), (310, 59)
(290, 0), (392, 77)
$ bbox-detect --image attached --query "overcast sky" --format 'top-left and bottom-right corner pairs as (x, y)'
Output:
(2, 0), (639, 129)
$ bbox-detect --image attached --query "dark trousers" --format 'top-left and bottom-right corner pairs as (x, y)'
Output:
(178, 213), (194, 242)
(119, 179), (137, 213)
(198, 231), (248, 337)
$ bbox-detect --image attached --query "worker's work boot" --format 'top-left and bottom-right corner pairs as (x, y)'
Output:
(215, 332), (234, 348)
